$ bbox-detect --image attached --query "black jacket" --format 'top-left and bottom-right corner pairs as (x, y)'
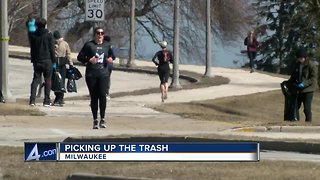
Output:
(30, 28), (56, 64)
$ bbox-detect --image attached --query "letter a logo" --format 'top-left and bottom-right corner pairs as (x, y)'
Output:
(26, 144), (41, 161)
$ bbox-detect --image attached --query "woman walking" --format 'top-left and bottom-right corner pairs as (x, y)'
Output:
(244, 31), (259, 73)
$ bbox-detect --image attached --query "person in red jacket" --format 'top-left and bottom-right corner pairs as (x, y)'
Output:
(244, 31), (259, 73)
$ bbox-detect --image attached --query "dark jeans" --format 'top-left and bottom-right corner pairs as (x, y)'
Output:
(86, 75), (109, 120)
(54, 64), (66, 103)
(30, 61), (52, 103)
(247, 51), (257, 69)
(296, 92), (314, 121)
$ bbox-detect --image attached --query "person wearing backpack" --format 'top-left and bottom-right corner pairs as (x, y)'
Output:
(152, 41), (173, 102)
(244, 30), (259, 73)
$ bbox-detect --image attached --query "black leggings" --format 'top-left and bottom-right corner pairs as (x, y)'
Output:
(85, 75), (109, 120)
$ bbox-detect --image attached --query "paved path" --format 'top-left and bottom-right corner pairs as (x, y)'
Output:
(2, 46), (320, 151)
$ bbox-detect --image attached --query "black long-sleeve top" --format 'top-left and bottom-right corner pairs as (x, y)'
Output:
(152, 50), (173, 66)
(77, 40), (115, 77)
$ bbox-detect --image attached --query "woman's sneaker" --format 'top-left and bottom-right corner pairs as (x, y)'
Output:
(93, 120), (99, 129)
(99, 119), (106, 128)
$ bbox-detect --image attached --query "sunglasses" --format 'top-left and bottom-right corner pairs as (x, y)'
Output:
(96, 31), (104, 35)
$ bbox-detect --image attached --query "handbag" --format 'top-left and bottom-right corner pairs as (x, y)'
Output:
(51, 71), (66, 92)
(67, 78), (77, 93)
(66, 66), (82, 80)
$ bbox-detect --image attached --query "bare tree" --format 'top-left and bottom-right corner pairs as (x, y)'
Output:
(9, 0), (253, 66)
(8, 1), (35, 32)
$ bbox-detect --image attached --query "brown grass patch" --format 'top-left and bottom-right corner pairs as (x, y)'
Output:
(151, 90), (320, 126)
(1, 146), (319, 180)
(0, 102), (44, 116)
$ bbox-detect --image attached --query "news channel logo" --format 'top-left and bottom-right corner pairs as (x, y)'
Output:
(24, 143), (57, 161)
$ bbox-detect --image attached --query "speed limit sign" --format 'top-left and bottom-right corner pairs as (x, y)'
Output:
(85, 0), (105, 21)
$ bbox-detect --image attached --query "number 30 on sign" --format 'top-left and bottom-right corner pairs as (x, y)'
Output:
(85, 0), (105, 21)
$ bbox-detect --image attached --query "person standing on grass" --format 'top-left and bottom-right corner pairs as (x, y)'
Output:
(52, 30), (73, 106)
(29, 18), (56, 107)
(152, 41), (173, 102)
(77, 27), (115, 129)
(288, 48), (317, 122)
(244, 30), (259, 73)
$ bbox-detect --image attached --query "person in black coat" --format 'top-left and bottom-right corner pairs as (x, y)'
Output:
(29, 18), (56, 107)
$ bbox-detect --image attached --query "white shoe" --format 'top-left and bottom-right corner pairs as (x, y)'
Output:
(106, 96), (111, 100)
(99, 119), (106, 128)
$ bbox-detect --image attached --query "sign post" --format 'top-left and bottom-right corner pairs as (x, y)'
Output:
(85, 0), (105, 21)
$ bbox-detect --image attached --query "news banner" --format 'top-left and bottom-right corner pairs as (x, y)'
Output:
(24, 142), (260, 161)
